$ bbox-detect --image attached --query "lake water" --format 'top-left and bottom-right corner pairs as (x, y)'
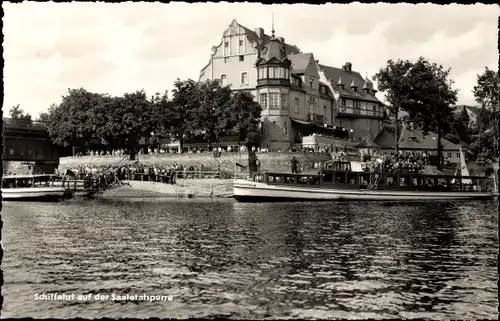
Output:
(1, 195), (498, 319)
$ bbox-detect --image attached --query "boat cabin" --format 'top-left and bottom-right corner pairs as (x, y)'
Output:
(251, 169), (496, 193)
(2, 174), (57, 189)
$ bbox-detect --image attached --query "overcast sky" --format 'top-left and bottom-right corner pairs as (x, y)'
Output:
(3, 2), (498, 117)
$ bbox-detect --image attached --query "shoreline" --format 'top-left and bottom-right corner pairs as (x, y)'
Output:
(100, 179), (234, 199)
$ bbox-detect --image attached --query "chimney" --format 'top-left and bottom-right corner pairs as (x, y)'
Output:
(315, 59), (319, 64)
(254, 28), (264, 40)
(345, 62), (352, 72)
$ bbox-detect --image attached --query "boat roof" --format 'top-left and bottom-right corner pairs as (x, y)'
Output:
(3, 174), (55, 179)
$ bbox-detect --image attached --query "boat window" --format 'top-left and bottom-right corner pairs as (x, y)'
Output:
(425, 177), (436, 187)
(335, 171), (346, 184)
(298, 176), (308, 184)
(347, 173), (358, 185)
(34, 176), (51, 187)
(16, 178), (32, 188)
(284, 175), (296, 184)
(400, 176), (408, 187)
(2, 178), (15, 188)
(323, 173), (333, 183)
(386, 176), (395, 186)
(437, 178), (448, 189)
(360, 174), (370, 186)
(310, 176), (321, 185)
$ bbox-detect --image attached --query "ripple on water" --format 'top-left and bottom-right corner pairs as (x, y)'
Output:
(1, 200), (497, 319)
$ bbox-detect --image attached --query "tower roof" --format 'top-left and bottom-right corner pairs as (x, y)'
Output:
(362, 76), (373, 90)
(259, 35), (289, 63)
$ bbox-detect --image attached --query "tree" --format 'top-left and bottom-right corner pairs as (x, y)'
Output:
(170, 79), (201, 150)
(38, 112), (50, 122)
(374, 57), (458, 170)
(99, 90), (154, 153)
(227, 91), (263, 147)
(46, 88), (106, 154)
(372, 59), (413, 154)
(195, 79), (233, 147)
(149, 91), (171, 138)
(471, 67), (499, 159)
(9, 104), (32, 122)
(473, 67), (499, 113)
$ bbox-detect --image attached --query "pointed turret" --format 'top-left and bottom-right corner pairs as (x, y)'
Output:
(337, 77), (345, 90)
(350, 79), (358, 91)
(363, 76), (373, 93)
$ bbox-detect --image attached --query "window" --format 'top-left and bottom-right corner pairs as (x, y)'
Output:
(269, 67), (280, 79)
(277, 67), (283, 79)
(269, 93), (280, 109)
(284, 121), (288, 136)
(281, 94), (288, 110)
(224, 57), (229, 63)
(241, 72), (248, 85)
(239, 55), (244, 62)
(224, 41), (229, 48)
(456, 153), (460, 158)
(239, 40), (243, 46)
(294, 97), (300, 114)
(342, 98), (346, 106)
(284, 69), (289, 80)
(324, 106), (327, 119)
(220, 74), (227, 86)
(446, 152), (452, 158)
(373, 105), (376, 115)
(309, 102), (314, 114)
(260, 122), (265, 136)
(260, 93), (268, 109)
(353, 101), (360, 114)
(258, 67), (267, 79)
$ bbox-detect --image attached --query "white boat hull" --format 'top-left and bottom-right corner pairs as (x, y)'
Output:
(2, 187), (68, 201)
(233, 179), (497, 202)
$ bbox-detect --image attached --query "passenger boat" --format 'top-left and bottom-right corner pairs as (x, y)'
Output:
(233, 158), (498, 202)
(1, 174), (72, 201)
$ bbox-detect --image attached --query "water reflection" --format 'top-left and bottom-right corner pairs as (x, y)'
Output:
(1, 199), (497, 319)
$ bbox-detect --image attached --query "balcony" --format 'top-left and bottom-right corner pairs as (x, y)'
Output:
(307, 113), (324, 124)
(337, 106), (385, 119)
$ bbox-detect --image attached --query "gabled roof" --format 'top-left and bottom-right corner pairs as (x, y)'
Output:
(354, 137), (380, 149)
(375, 123), (460, 151)
(319, 64), (381, 103)
(374, 126), (397, 149)
(288, 53), (313, 74)
(238, 22), (301, 55)
(452, 104), (482, 116)
(261, 34), (301, 55)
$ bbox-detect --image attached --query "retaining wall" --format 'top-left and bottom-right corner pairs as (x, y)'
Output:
(59, 152), (332, 173)
(114, 179), (234, 198)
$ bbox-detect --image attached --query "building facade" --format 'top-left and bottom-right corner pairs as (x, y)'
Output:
(199, 19), (386, 151)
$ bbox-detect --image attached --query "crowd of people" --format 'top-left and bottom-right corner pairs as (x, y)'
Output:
(78, 144), (351, 157)
(361, 150), (431, 173)
(61, 162), (226, 187)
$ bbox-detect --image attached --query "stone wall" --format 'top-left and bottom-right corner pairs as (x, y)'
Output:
(59, 152), (332, 173)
